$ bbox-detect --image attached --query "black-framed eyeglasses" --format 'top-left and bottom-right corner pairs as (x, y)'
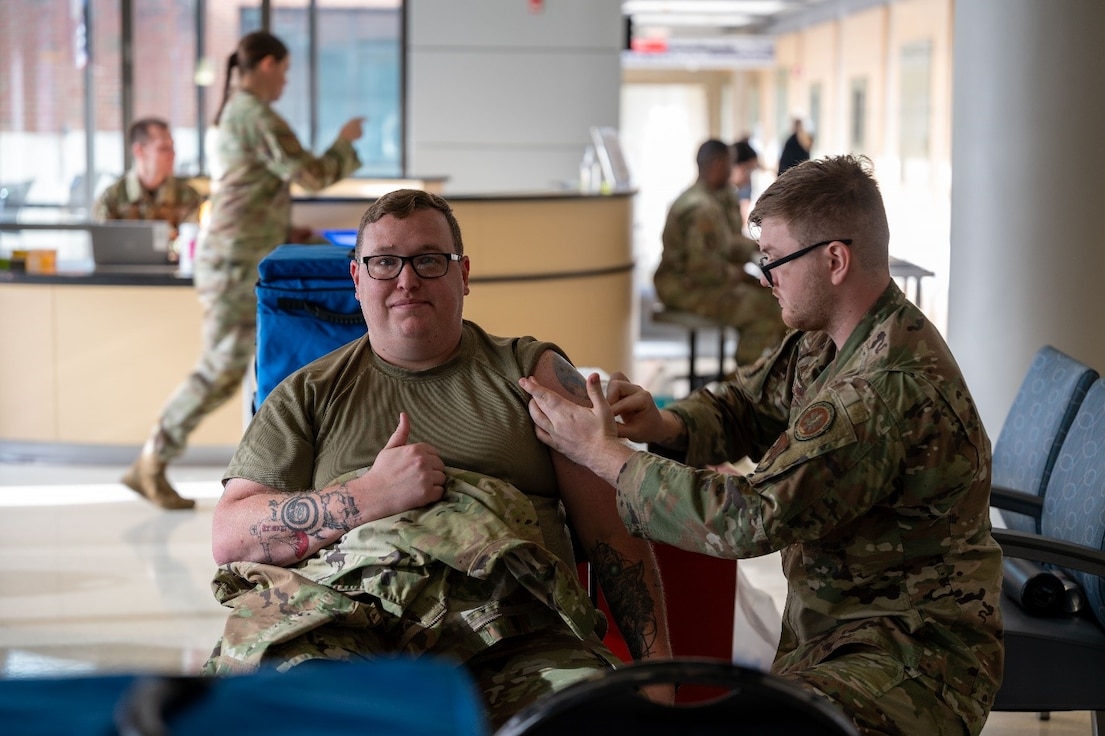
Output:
(360, 253), (462, 280)
(757, 239), (852, 286)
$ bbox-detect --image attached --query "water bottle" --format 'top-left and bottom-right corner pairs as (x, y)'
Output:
(580, 145), (597, 192)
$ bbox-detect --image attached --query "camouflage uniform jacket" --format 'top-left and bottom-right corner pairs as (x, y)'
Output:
(91, 168), (203, 228)
(654, 180), (758, 297)
(615, 282), (1003, 719)
(209, 468), (600, 673)
(202, 89), (360, 266)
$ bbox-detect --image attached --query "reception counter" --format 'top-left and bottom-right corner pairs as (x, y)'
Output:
(0, 190), (636, 454)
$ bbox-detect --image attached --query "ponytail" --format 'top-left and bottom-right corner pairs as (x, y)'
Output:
(213, 32), (288, 126)
(213, 51), (239, 126)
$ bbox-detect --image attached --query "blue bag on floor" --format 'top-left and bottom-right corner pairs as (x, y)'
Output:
(255, 244), (368, 410)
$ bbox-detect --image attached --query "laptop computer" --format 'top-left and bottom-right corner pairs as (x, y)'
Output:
(89, 221), (174, 271)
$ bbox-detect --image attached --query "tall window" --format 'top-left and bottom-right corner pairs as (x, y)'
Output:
(748, 83), (761, 136)
(899, 41), (932, 161)
(808, 82), (822, 151)
(133, 0), (200, 174)
(285, 4), (401, 176)
(0, 1), (112, 211)
(774, 68), (788, 140)
(850, 77), (867, 153)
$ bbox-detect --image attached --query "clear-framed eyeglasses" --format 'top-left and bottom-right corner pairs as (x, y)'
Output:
(360, 252), (462, 280)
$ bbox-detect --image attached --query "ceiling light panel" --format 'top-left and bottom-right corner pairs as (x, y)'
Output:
(623, 1), (786, 15)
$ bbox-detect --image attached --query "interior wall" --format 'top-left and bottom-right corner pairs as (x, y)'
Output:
(839, 6), (888, 157)
(948, 0), (1105, 436)
(406, 0), (623, 194)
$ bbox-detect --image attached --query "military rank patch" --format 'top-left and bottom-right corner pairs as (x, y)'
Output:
(794, 401), (836, 440)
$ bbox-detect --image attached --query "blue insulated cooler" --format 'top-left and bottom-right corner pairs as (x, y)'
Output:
(254, 243), (367, 410)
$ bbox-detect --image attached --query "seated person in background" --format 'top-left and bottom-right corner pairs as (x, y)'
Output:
(204, 189), (672, 729)
(92, 117), (203, 245)
(730, 137), (760, 233)
(654, 139), (786, 366)
(520, 155), (1004, 735)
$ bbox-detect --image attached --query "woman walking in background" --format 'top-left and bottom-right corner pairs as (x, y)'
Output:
(124, 30), (364, 509)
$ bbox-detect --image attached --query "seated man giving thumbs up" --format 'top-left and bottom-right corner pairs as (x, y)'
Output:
(204, 189), (671, 729)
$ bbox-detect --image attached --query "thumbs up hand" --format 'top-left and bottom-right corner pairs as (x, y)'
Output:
(365, 412), (447, 515)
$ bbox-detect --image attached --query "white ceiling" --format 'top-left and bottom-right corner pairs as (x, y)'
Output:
(622, 0), (861, 39)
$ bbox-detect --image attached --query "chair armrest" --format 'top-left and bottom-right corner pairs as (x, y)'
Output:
(989, 485), (1044, 517)
(993, 528), (1105, 577)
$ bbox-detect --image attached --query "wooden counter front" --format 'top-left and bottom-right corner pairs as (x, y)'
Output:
(0, 281), (244, 447)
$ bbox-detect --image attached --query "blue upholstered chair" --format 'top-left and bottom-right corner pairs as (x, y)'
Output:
(991, 378), (1105, 730)
(990, 345), (1098, 533)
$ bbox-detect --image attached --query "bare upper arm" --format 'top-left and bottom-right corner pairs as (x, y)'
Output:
(530, 350), (627, 541)
(532, 349), (590, 406)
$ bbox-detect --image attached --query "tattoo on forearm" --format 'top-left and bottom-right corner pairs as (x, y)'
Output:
(589, 541), (658, 660)
(551, 354), (588, 401)
(281, 495), (322, 530)
(248, 483), (360, 563)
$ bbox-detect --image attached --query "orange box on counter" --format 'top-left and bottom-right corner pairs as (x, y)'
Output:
(25, 249), (58, 274)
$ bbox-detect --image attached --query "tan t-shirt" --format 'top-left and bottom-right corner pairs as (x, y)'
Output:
(225, 320), (576, 566)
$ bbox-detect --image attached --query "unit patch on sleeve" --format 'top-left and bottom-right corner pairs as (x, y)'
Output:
(794, 401), (836, 441)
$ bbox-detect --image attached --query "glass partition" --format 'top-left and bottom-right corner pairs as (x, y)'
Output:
(316, 0), (402, 176)
(133, 0), (201, 175)
(0, 1), (120, 216)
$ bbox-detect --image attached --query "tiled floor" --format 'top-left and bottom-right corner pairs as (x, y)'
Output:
(0, 335), (1093, 734)
(0, 463), (229, 680)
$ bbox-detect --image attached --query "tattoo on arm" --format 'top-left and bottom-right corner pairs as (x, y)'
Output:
(248, 483), (360, 563)
(550, 354), (588, 402)
(589, 541), (658, 660)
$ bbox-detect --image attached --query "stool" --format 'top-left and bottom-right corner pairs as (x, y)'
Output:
(651, 306), (734, 392)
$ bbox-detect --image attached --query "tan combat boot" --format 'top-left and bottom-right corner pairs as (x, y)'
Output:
(121, 449), (195, 511)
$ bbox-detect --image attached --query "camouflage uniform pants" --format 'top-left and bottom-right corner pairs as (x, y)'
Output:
(153, 257), (258, 462)
(782, 648), (984, 735)
(467, 629), (618, 730)
(205, 621), (617, 732)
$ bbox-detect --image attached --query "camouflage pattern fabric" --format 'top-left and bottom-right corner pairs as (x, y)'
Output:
(615, 282), (1003, 735)
(204, 469), (617, 728)
(467, 629), (617, 731)
(91, 168), (204, 234)
(794, 653), (982, 736)
(151, 89), (360, 463)
(654, 181), (786, 364)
